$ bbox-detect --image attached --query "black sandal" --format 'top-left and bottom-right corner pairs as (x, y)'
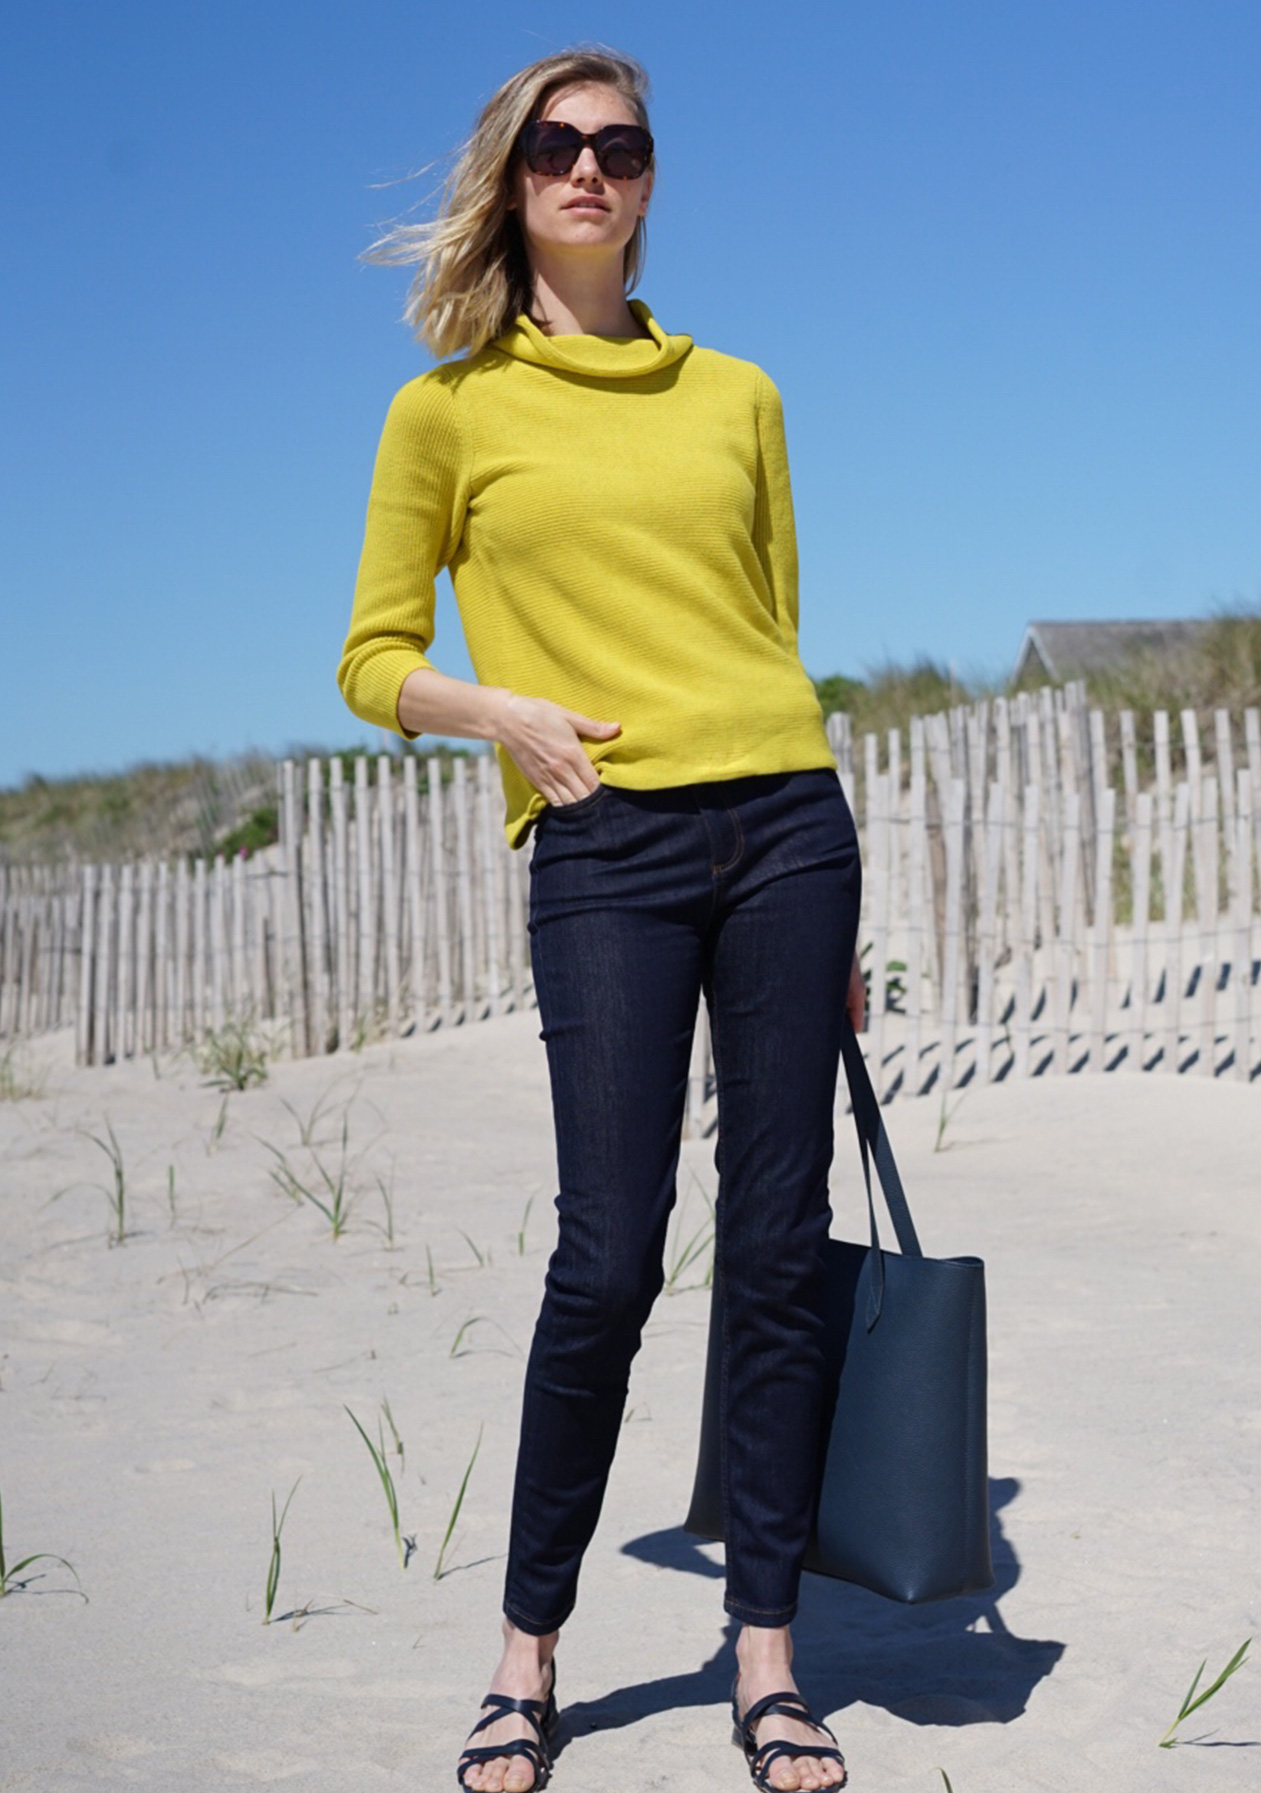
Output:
(457, 1665), (559, 1791)
(731, 1680), (847, 1792)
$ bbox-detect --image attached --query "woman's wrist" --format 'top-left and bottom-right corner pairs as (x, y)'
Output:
(397, 667), (516, 743)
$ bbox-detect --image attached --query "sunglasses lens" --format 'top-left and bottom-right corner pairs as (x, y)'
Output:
(523, 122), (580, 175)
(595, 127), (652, 179)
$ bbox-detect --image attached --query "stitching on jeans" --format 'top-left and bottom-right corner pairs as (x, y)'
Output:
(711, 802), (745, 878)
(504, 1598), (569, 1630)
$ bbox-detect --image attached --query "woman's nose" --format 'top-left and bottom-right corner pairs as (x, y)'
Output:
(571, 146), (603, 181)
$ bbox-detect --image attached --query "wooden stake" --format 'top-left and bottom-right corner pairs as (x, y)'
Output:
(1053, 792), (1081, 1075)
(329, 757), (351, 1051)
(428, 758), (453, 1025)
(1012, 784), (1040, 1079)
(938, 779), (966, 1093)
(354, 756), (374, 1040)
(451, 758), (479, 1021)
(1127, 792), (1153, 1072)
(378, 756), (402, 1035)
(1162, 782), (1190, 1074)
(403, 755), (427, 1028)
(974, 781), (1004, 1083)
(904, 770), (927, 1098)
(1089, 787), (1116, 1072)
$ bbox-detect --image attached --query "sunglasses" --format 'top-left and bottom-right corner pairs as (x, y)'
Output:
(518, 119), (654, 181)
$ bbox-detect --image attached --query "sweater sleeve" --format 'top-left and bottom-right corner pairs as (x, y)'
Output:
(751, 370), (801, 648)
(337, 372), (469, 736)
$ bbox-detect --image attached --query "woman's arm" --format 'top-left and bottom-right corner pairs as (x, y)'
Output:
(341, 378), (619, 806)
(398, 667), (621, 809)
(751, 370), (801, 644)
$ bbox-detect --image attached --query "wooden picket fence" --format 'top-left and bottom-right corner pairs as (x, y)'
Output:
(2, 685), (1259, 1101)
(829, 682), (1260, 1095)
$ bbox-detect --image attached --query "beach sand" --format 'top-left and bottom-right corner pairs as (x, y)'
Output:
(2, 1013), (1257, 1791)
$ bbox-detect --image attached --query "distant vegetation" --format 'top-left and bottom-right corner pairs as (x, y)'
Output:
(2, 610), (1257, 865)
(0, 743), (475, 866)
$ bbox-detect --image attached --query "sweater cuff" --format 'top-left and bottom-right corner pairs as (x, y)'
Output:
(340, 644), (437, 740)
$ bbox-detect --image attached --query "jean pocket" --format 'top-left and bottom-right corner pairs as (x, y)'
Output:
(548, 781), (607, 817)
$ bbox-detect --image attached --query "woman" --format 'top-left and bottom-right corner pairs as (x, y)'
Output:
(339, 47), (864, 1793)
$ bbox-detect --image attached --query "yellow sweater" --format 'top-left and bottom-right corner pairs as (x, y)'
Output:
(339, 300), (834, 846)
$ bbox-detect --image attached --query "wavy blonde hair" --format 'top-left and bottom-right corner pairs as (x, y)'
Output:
(366, 47), (653, 360)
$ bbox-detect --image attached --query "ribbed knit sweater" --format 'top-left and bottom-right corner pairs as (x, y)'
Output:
(338, 300), (834, 846)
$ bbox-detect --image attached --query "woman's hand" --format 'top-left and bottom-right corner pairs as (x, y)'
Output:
(495, 692), (621, 807)
(846, 950), (866, 1032)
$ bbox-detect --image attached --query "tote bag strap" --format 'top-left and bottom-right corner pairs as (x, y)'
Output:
(839, 1021), (922, 1327)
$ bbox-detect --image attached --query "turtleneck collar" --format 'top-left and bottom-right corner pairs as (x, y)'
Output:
(492, 299), (692, 378)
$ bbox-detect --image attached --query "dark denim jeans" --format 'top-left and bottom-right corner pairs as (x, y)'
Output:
(503, 769), (861, 1635)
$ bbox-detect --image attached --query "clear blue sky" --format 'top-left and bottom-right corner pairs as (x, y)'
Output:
(3, 0), (1259, 787)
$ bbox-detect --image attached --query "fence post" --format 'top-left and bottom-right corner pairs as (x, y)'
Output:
(1089, 787), (1116, 1072)
(904, 770), (927, 1098)
(403, 755), (427, 1029)
(1162, 782), (1190, 1074)
(1053, 792), (1081, 1075)
(428, 757), (453, 1026)
(938, 779), (966, 1093)
(378, 756), (402, 1037)
(1127, 792), (1153, 1072)
(1195, 775), (1219, 1077)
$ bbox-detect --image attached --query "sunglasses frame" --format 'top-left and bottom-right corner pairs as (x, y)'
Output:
(517, 119), (654, 182)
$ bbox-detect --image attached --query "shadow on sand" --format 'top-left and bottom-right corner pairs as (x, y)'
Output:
(559, 1477), (1064, 1745)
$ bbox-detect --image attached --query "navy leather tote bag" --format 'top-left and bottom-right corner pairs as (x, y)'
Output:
(685, 1023), (993, 1604)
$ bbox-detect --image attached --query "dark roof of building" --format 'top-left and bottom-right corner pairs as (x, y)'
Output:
(1013, 619), (1210, 683)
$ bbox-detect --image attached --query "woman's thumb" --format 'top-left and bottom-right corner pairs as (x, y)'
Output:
(569, 712), (622, 739)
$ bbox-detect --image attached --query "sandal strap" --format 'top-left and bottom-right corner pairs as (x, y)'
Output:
(457, 1737), (549, 1791)
(737, 1690), (817, 1737)
(748, 1747), (846, 1793)
(459, 1739), (546, 1770)
(466, 1691), (551, 1741)
(751, 1740), (845, 1772)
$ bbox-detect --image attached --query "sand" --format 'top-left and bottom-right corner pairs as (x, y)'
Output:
(2, 1014), (1258, 1791)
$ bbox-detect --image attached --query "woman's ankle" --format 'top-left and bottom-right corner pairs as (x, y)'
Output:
(498, 1617), (559, 1674)
(735, 1622), (794, 1675)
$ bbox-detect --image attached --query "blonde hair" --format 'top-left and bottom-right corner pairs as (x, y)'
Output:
(366, 47), (653, 360)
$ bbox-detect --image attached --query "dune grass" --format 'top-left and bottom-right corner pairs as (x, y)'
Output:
(345, 1403), (407, 1568)
(434, 1425), (483, 1582)
(86, 1121), (127, 1245)
(0, 1483), (82, 1599)
(264, 1116), (354, 1239)
(263, 1478), (301, 1624)
(198, 1018), (269, 1093)
(0, 1043), (48, 1102)
(1158, 1638), (1251, 1747)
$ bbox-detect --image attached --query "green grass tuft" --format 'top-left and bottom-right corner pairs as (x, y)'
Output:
(0, 1481), (83, 1599)
(264, 1477), (301, 1623)
(1158, 1638), (1251, 1747)
(346, 1403), (407, 1568)
(198, 1018), (269, 1092)
(435, 1425), (483, 1581)
(86, 1120), (127, 1245)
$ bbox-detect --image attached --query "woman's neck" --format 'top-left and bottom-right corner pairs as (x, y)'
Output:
(527, 258), (645, 338)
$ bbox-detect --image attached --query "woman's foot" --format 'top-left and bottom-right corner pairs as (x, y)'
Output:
(734, 1625), (846, 1792)
(458, 1621), (559, 1793)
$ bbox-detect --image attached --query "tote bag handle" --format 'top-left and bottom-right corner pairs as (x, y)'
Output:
(839, 1021), (922, 1328)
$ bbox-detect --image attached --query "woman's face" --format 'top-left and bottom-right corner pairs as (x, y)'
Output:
(508, 82), (653, 271)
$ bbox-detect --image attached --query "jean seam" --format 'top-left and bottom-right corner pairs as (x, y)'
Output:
(709, 982), (735, 1610)
(711, 802), (745, 879)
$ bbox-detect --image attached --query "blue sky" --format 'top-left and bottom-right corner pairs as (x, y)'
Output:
(3, 0), (1259, 787)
